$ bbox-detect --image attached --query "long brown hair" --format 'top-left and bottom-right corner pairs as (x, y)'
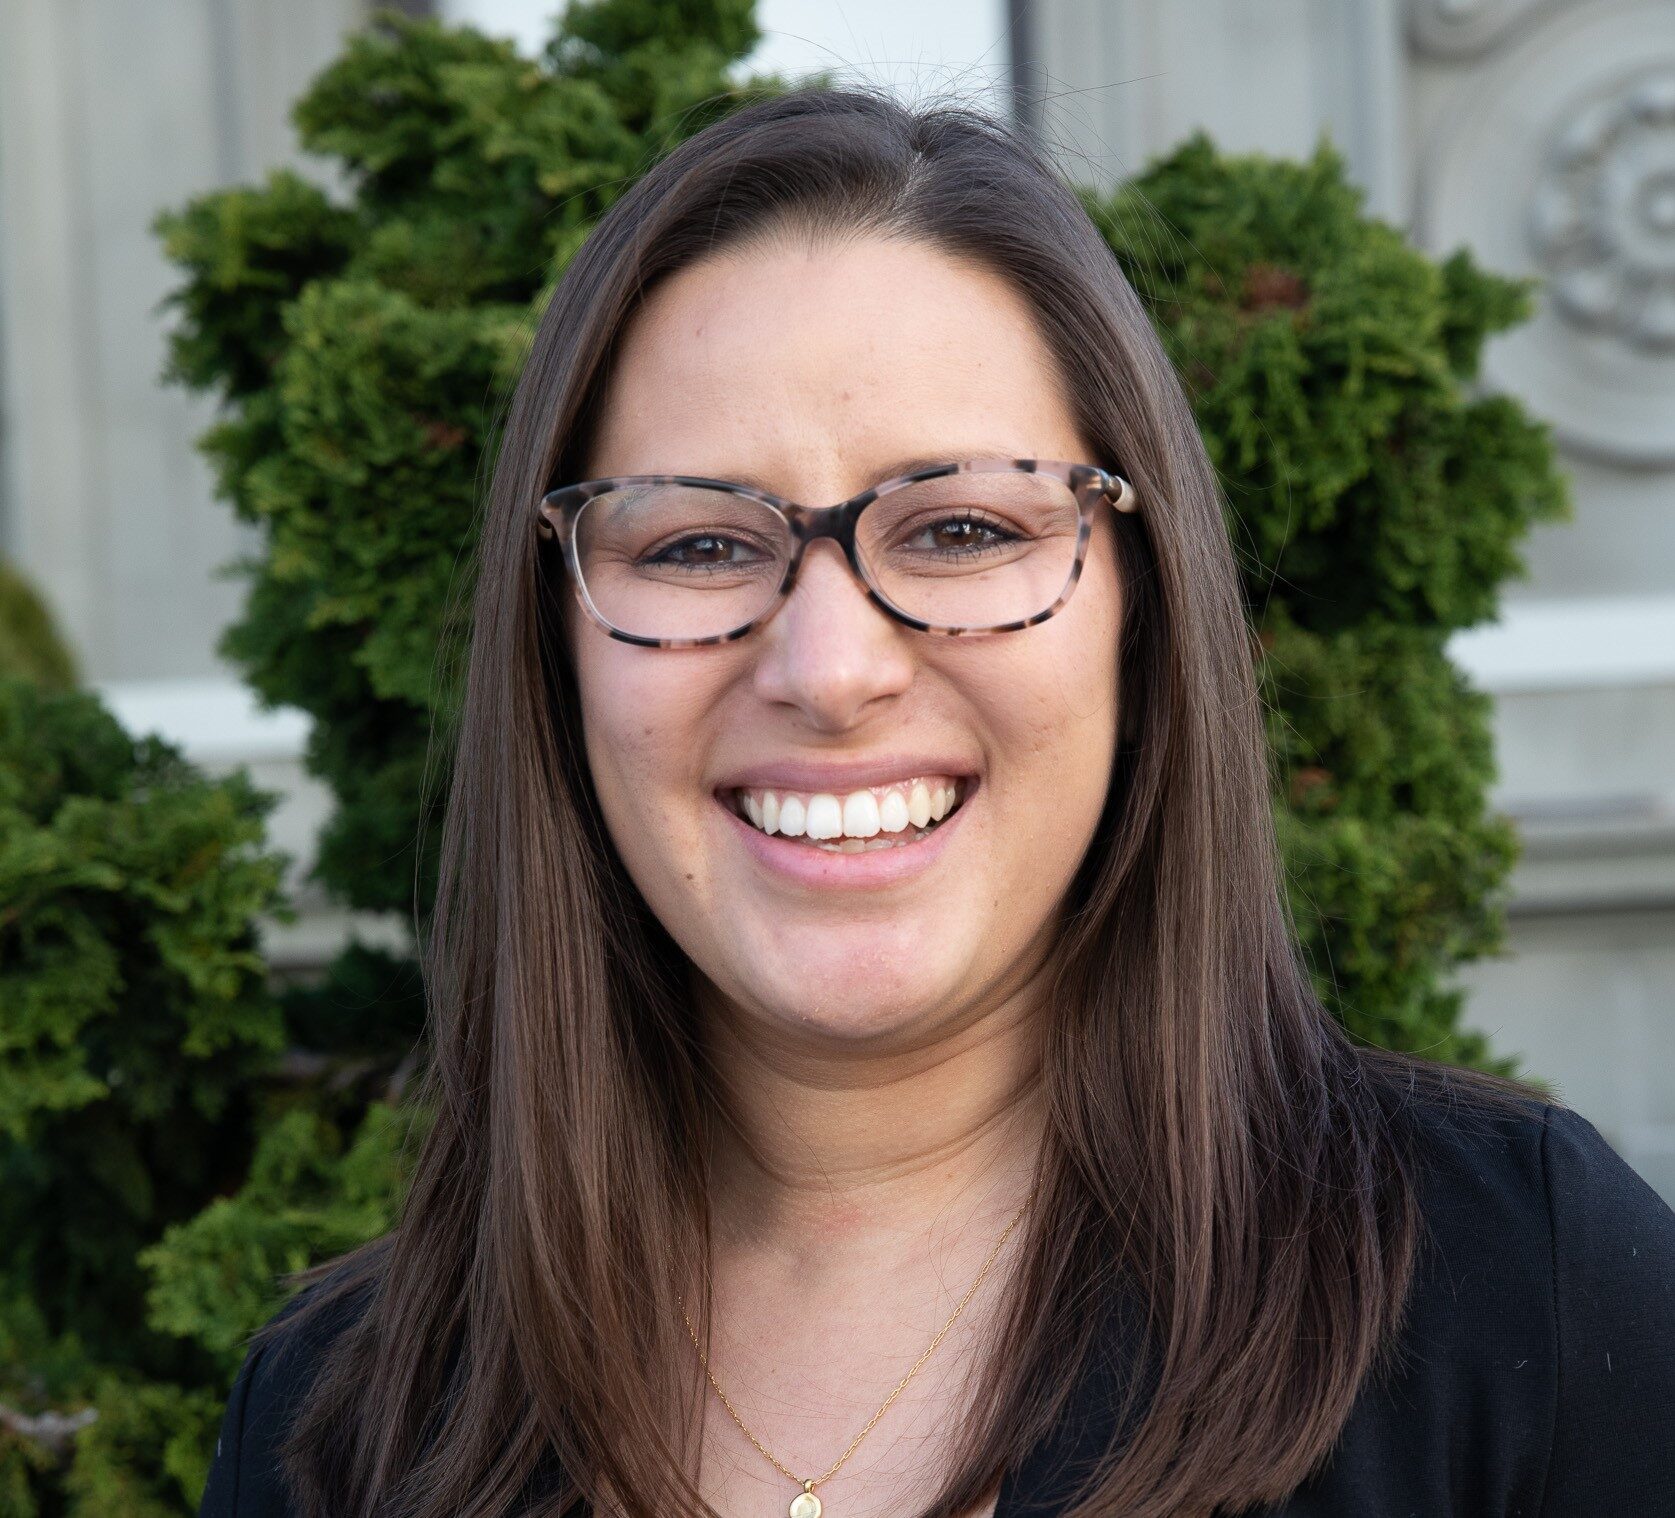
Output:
(267, 83), (1547, 1518)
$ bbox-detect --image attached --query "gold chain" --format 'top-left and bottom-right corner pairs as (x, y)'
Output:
(678, 1186), (1037, 1503)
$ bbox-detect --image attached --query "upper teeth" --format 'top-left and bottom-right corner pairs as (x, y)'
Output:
(733, 776), (966, 838)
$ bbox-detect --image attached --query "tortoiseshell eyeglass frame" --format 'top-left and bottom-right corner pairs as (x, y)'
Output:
(534, 457), (1139, 649)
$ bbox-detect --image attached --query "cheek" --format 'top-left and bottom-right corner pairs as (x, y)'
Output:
(970, 533), (1122, 836)
(571, 635), (719, 859)
(994, 640), (1117, 789)
(1024, 527), (1121, 725)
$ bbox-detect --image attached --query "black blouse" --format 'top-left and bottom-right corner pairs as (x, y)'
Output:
(198, 1099), (1675, 1517)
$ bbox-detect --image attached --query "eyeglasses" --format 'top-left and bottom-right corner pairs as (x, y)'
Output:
(536, 457), (1138, 648)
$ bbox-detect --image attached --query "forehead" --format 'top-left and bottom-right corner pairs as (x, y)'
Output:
(583, 235), (1084, 485)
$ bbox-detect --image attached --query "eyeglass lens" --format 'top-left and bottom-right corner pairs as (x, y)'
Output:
(571, 470), (1084, 639)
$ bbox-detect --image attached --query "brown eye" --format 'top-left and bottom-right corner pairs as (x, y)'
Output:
(901, 512), (1022, 557)
(643, 534), (772, 570)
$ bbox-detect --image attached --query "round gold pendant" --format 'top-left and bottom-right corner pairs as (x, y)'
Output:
(788, 1486), (822, 1518)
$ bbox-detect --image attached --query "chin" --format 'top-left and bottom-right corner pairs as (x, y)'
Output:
(769, 986), (949, 1043)
(740, 947), (966, 1043)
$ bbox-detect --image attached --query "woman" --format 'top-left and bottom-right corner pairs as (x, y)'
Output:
(198, 85), (1675, 1518)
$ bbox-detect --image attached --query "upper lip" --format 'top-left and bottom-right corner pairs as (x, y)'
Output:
(713, 755), (981, 794)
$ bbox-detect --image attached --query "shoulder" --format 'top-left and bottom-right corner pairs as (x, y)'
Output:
(1396, 1090), (1675, 1364)
(1398, 1092), (1675, 1329)
(197, 1263), (378, 1518)
(1319, 1090), (1675, 1514)
(1527, 1101), (1675, 1511)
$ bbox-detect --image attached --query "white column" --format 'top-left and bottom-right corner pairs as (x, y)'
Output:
(0, 0), (365, 682)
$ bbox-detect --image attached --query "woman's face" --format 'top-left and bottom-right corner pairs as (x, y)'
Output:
(566, 235), (1122, 1050)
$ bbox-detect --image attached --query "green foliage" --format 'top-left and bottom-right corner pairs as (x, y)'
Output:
(276, 937), (429, 1058)
(62, 1376), (222, 1518)
(0, 677), (293, 1331)
(0, 668), (424, 1512)
(1088, 133), (1569, 1064)
(0, 676), (295, 1512)
(0, 1417), (54, 1518)
(0, 558), (78, 692)
(141, 1102), (421, 1373)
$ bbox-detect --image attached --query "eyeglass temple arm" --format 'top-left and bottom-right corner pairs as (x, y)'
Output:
(1103, 471), (1139, 513)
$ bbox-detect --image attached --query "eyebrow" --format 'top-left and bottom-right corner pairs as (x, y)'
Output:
(721, 448), (1032, 502)
(586, 449), (1045, 526)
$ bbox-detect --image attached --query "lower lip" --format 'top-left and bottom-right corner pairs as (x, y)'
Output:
(716, 781), (977, 890)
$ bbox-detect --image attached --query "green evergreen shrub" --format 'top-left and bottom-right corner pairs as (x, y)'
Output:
(1084, 138), (1568, 1063)
(0, 676), (293, 1513)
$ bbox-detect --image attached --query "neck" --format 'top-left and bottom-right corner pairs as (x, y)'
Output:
(695, 976), (1048, 1274)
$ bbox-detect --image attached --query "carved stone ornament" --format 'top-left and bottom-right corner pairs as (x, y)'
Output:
(1408, 0), (1570, 61)
(1530, 68), (1675, 354)
(1415, 0), (1675, 465)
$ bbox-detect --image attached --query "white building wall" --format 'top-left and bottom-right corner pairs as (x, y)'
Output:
(440, 0), (1014, 115)
(0, 0), (370, 681)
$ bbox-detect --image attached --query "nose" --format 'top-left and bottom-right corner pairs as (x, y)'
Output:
(750, 539), (915, 729)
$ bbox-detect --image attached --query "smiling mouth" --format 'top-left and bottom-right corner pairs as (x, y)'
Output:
(721, 775), (972, 852)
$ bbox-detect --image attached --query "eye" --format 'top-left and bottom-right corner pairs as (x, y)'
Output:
(640, 533), (776, 574)
(654, 535), (736, 564)
(901, 512), (1023, 557)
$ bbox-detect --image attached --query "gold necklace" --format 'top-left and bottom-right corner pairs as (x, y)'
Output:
(679, 1186), (1037, 1518)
